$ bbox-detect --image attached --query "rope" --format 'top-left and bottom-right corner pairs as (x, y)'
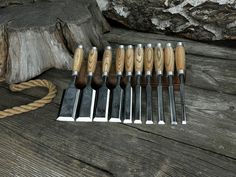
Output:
(0, 79), (57, 118)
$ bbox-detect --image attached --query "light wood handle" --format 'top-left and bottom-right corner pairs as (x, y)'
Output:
(154, 43), (164, 74)
(102, 46), (112, 75)
(125, 45), (134, 74)
(115, 45), (125, 74)
(164, 43), (174, 75)
(134, 44), (144, 74)
(144, 44), (153, 75)
(72, 45), (84, 73)
(175, 42), (185, 73)
(87, 47), (98, 74)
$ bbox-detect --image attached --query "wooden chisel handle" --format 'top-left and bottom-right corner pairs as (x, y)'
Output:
(102, 46), (112, 76)
(87, 47), (98, 76)
(115, 45), (125, 75)
(72, 45), (84, 76)
(134, 44), (144, 75)
(164, 43), (174, 76)
(144, 44), (153, 76)
(154, 43), (164, 75)
(125, 45), (134, 76)
(175, 42), (185, 75)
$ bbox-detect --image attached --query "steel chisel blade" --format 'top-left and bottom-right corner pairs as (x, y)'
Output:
(110, 85), (123, 122)
(146, 82), (153, 124)
(76, 85), (96, 122)
(94, 84), (110, 122)
(57, 86), (79, 121)
(134, 79), (142, 124)
(123, 82), (132, 123)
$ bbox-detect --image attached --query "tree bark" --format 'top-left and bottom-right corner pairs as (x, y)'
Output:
(0, 0), (110, 83)
(98, 0), (236, 41)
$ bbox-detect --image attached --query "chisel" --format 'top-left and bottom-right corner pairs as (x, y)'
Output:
(154, 43), (165, 124)
(123, 45), (134, 123)
(164, 43), (177, 125)
(134, 44), (144, 124)
(175, 42), (187, 124)
(57, 45), (84, 121)
(94, 46), (112, 122)
(76, 47), (98, 122)
(110, 45), (125, 122)
(144, 44), (154, 124)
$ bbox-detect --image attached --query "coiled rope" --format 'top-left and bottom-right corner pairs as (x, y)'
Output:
(0, 79), (57, 118)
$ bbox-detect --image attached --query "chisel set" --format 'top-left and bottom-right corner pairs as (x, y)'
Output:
(57, 42), (186, 125)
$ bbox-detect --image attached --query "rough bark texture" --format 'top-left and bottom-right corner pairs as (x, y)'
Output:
(0, 0), (110, 83)
(98, 0), (236, 41)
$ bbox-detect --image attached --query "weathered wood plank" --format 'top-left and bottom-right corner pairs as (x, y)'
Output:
(0, 85), (235, 177)
(0, 124), (113, 177)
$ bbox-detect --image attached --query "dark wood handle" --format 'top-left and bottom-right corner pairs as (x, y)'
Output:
(102, 46), (112, 75)
(125, 45), (134, 74)
(154, 43), (164, 74)
(115, 45), (125, 74)
(164, 43), (174, 75)
(175, 42), (185, 73)
(73, 45), (84, 73)
(144, 44), (153, 75)
(87, 47), (98, 74)
(134, 44), (144, 74)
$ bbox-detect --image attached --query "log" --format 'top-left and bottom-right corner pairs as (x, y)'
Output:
(0, 0), (110, 83)
(98, 0), (236, 41)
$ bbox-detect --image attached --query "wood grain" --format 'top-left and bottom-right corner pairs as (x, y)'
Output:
(125, 46), (134, 74)
(175, 44), (186, 72)
(102, 47), (112, 74)
(154, 45), (164, 74)
(115, 46), (125, 74)
(144, 45), (153, 74)
(164, 45), (174, 74)
(134, 45), (144, 73)
(72, 46), (84, 73)
(87, 47), (98, 74)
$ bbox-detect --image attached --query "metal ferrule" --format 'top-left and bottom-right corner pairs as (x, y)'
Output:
(178, 69), (185, 75)
(156, 70), (163, 76)
(116, 71), (122, 76)
(146, 43), (152, 48)
(78, 45), (83, 48)
(88, 72), (93, 76)
(92, 46), (97, 50)
(136, 71), (142, 76)
(146, 71), (152, 76)
(177, 42), (183, 46)
(106, 46), (112, 50)
(127, 45), (133, 49)
(157, 43), (162, 48)
(166, 43), (172, 47)
(126, 72), (132, 76)
(72, 71), (78, 76)
(119, 45), (124, 48)
(167, 71), (174, 76)
(137, 44), (142, 48)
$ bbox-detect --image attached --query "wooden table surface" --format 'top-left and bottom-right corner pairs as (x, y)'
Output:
(0, 29), (236, 177)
